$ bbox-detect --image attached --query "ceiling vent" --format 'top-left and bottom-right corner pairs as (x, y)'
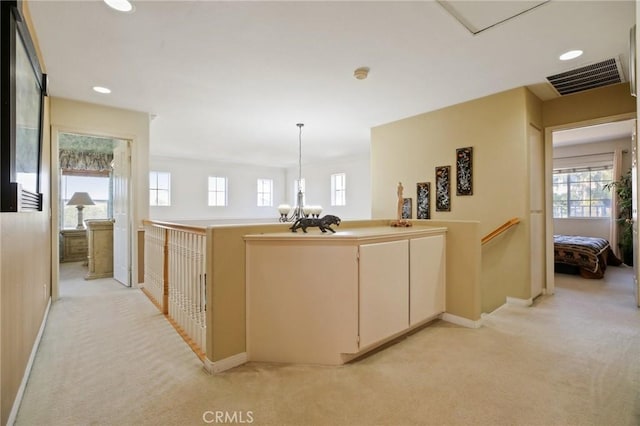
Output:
(546, 57), (625, 96)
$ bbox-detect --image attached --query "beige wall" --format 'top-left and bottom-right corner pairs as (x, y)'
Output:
(542, 83), (636, 128)
(0, 100), (51, 426)
(371, 87), (542, 313)
(370, 83), (636, 314)
(1, 3), (51, 424)
(50, 97), (150, 289)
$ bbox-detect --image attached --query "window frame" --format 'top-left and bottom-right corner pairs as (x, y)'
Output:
(257, 178), (273, 207)
(331, 173), (346, 206)
(552, 166), (613, 219)
(208, 176), (228, 207)
(149, 171), (171, 206)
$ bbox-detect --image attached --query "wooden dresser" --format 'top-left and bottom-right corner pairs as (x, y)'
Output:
(60, 229), (88, 263)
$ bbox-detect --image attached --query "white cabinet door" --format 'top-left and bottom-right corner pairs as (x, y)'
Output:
(409, 235), (445, 326)
(359, 240), (409, 348)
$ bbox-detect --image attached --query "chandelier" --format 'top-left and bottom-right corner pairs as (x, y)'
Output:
(278, 123), (322, 222)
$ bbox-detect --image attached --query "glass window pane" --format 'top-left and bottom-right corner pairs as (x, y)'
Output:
(569, 200), (590, 217)
(157, 172), (169, 189)
(552, 173), (567, 184)
(157, 191), (170, 206)
(569, 182), (590, 200)
(569, 171), (590, 182)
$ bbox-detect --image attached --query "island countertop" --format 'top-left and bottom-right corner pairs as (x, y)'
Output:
(243, 225), (447, 243)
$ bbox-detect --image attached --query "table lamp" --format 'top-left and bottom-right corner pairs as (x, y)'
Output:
(67, 192), (95, 229)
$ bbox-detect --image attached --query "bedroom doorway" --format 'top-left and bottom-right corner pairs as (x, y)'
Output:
(547, 115), (637, 305)
(53, 129), (133, 299)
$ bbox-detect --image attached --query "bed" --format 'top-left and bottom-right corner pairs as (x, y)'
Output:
(554, 234), (621, 279)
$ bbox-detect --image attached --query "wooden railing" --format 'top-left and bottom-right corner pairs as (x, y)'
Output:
(143, 220), (207, 360)
(481, 217), (520, 245)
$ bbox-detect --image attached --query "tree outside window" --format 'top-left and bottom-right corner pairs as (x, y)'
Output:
(61, 175), (110, 228)
(552, 167), (612, 218)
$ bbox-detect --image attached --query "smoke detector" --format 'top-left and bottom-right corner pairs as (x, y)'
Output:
(354, 67), (370, 80)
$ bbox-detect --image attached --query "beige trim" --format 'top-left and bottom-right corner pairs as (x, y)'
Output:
(506, 296), (533, 307)
(204, 353), (248, 374)
(441, 312), (482, 329)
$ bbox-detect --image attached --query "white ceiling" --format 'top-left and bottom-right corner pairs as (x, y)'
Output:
(27, 0), (635, 168)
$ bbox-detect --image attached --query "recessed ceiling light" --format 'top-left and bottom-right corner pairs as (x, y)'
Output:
(93, 86), (111, 94)
(104, 0), (134, 13)
(559, 50), (583, 61)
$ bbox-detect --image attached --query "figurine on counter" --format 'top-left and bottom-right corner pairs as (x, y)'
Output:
(290, 214), (341, 233)
(391, 181), (412, 227)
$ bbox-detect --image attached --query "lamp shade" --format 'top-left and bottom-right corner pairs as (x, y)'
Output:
(67, 192), (95, 206)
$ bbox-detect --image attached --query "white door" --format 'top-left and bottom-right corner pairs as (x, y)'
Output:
(112, 140), (131, 286)
(529, 125), (544, 298)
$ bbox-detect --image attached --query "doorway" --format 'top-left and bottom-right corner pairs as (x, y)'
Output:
(54, 130), (132, 298)
(545, 115), (637, 301)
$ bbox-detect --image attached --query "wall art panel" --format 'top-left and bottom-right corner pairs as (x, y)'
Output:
(456, 147), (473, 196)
(435, 166), (451, 211)
(416, 182), (430, 219)
(402, 197), (412, 219)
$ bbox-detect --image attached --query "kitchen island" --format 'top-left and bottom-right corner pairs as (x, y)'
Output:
(245, 226), (446, 365)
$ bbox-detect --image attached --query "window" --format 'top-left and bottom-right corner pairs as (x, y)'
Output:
(1, 1), (47, 211)
(553, 166), (613, 218)
(257, 178), (273, 207)
(294, 178), (305, 206)
(61, 175), (110, 229)
(331, 173), (346, 206)
(149, 171), (171, 206)
(208, 176), (227, 206)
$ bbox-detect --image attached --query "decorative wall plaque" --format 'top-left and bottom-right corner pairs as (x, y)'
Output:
(456, 147), (473, 196)
(416, 182), (430, 219)
(435, 166), (451, 211)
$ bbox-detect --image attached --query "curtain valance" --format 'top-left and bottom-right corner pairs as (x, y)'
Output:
(59, 149), (113, 173)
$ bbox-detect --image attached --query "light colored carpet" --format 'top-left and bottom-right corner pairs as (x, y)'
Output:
(14, 262), (640, 426)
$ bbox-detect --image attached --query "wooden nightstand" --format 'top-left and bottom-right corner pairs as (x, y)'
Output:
(60, 229), (88, 263)
(85, 219), (114, 280)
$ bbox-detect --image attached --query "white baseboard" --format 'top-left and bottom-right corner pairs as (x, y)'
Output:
(506, 296), (533, 307)
(204, 352), (247, 374)
(441, 312), (482, 329)
(7, 297), (52, 426)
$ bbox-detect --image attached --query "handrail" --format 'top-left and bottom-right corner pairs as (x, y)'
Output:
(142, 219), (207, 235)
(481, 217), (520, 245)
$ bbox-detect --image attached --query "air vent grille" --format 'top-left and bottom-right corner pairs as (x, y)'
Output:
(546, 58), (625, 96)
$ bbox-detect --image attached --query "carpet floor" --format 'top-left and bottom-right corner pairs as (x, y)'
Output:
(14, 262), (640, 426)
